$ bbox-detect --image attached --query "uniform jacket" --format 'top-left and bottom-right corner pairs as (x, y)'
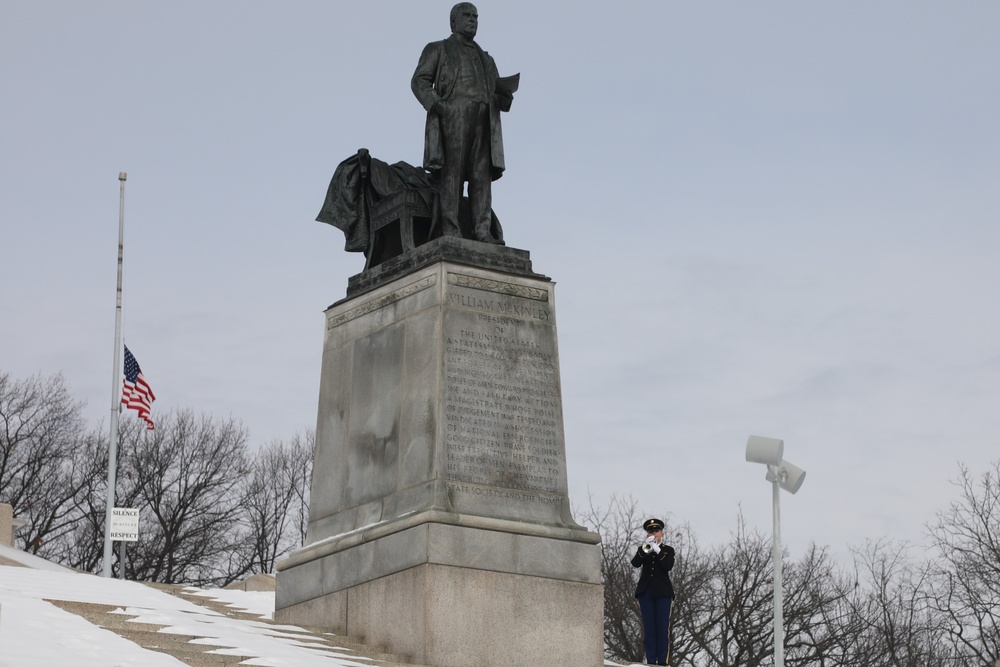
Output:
(411, 34), (511, 180)
(632, 544), (676, 599)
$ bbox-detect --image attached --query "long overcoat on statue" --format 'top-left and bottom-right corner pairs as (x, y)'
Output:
(411, 34), (511, 181)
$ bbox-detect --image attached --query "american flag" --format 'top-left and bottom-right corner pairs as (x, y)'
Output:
(122, 345), (156, 430)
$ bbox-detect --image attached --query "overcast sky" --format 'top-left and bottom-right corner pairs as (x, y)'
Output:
(2, 2), (998, 560)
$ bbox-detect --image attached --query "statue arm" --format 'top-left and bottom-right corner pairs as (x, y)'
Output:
(411, 42), (442, 112)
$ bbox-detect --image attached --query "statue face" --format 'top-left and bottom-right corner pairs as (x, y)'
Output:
(453, 5), (478, 39)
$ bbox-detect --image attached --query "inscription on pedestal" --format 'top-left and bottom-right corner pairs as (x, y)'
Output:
(443, 272), (567, 501)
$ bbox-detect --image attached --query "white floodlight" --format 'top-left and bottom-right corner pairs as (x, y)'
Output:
(746, 435), (784, 465)
(744, 436), (807, 667)
(765, 460), (806, 494)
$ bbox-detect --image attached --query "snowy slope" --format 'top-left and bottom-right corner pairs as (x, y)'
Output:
(0, 565), (377, 667)
(0, 563), (628, 667)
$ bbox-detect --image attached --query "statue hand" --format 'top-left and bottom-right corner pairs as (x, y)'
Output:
(496, 91), (513, 113)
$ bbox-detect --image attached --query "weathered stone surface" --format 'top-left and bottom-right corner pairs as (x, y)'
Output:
(276, 256), (602, 667)
(223, 573), (276, 592)
(306, 260), (581, 541)
(276, 520), (600, 610)
(276, 563), (604, 667)
(1, 503), (17, 547)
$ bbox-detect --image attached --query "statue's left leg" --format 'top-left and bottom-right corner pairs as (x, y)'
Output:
(468, 105), (495, 243)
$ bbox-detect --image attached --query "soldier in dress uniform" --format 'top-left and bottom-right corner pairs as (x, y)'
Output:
(631, 517), (675, 665)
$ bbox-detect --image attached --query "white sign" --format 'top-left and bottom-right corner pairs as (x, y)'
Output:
(110, 507), (139, 542)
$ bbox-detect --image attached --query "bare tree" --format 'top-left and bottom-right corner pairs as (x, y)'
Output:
(2, 370), (316, 586)
(781, 543), (861, 667)
(671, 519), (858, 667)
(230, 431), (313, 575)
(680, 518), (775, 667)
(578, 493), (647, 663)
(292, 430), (313, 548)
(840, 539), (954, 667)
(114, 410), (250, 586)
(926, 460), (1000, 666)
(44, 415), (315, 584)
(0, 371), (98, 555)
(28, 428), (111, 567)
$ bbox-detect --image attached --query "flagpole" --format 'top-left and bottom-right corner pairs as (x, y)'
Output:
(102, 172), (127, 578)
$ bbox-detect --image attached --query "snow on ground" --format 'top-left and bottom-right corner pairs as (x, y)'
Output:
(0, 565), (377, 667)
(188, 586), (277, 619)
(0, 593), (186, 667)
(0, 543), (76, 573)
(0, 569), (191, 667)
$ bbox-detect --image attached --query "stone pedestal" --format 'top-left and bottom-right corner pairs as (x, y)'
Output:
(275, 238), (603, 667)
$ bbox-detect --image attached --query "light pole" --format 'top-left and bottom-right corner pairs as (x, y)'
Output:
(745, 435), (806, 667)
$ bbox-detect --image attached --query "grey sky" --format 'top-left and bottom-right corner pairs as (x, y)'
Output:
(2, 2), (998, 559)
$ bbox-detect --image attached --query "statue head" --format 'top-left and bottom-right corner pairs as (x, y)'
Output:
(450, 3), (478, 39)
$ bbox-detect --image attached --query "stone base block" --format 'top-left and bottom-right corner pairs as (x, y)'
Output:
(275, 562), (604, 667)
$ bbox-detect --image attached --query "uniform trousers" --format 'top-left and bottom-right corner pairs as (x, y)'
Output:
(637, 589), (672, 664)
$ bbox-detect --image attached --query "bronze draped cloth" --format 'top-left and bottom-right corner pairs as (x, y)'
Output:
(315, 149), (434, 253)
(315, 148), (503, 253)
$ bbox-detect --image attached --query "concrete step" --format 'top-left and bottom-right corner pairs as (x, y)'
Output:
(167, 588), (430, 664)
(139, 645), (254, 666)
(46, 600), (252, 667)
(47, 585), (436, 667)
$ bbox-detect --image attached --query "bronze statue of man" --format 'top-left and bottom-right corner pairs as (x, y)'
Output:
(412, 3), (515, 244)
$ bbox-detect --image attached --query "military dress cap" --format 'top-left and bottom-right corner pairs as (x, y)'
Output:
(642, 518), (664, 532)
